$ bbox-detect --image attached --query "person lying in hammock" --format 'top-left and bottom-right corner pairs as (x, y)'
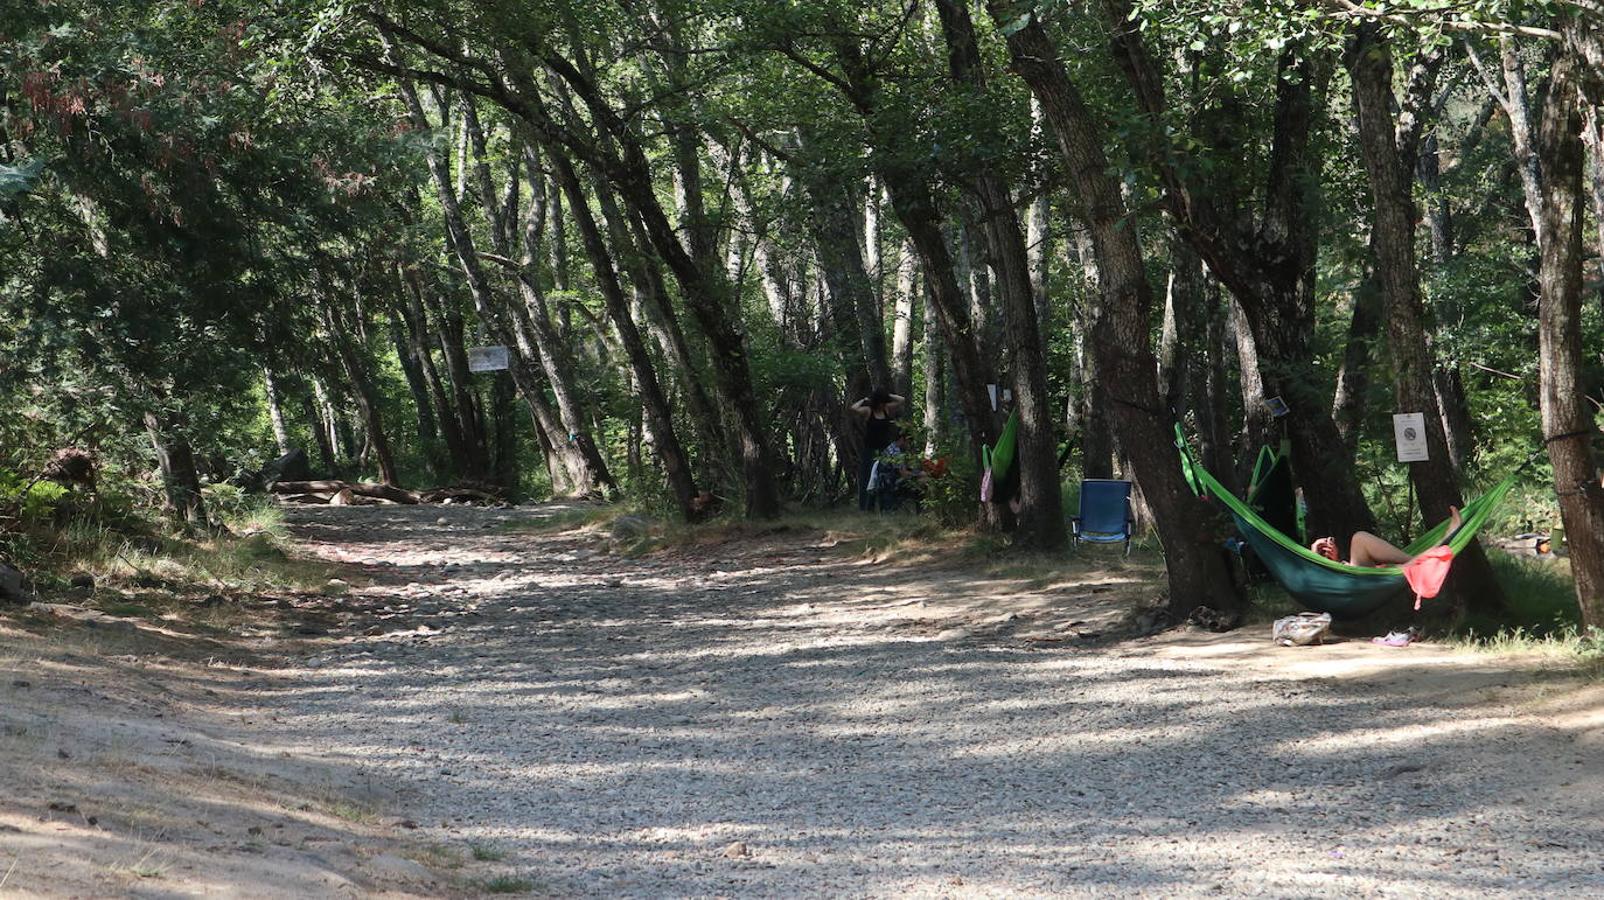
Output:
(1310, 506), (1461, 567)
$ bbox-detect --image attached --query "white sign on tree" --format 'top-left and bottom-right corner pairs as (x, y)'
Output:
(468, 345), (510, 373)
(1393, 412), (1429, 462)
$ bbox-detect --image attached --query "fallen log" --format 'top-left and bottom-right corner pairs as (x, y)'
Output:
(419, 486), (503, 505)
(277, 492), (336, 505)
(270, 480), (420, 505)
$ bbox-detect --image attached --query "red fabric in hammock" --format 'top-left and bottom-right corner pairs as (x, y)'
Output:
(1404, 545), (1456, 610)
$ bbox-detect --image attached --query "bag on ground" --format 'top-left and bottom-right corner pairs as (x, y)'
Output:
(1272, 612), (1333, 647)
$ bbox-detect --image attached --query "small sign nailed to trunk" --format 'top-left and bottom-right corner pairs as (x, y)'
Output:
(468, 346), (510, 373)
(1393, 412), (1429, 462)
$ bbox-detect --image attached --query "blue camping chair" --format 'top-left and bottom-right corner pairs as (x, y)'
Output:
(1071, 479), (1135, 556)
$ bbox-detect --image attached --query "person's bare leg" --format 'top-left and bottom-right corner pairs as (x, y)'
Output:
(1348, 531), (1412, 567)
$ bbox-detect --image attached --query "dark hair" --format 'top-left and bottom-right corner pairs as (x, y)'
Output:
(870, 387), (893, 409)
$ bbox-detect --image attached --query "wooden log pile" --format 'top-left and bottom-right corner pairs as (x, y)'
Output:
(269, 481), (506, 507)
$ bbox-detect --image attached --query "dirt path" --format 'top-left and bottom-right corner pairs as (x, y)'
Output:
(260, 504), (1603, 898)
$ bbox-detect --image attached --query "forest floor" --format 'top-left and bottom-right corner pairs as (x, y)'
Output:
(3, 502), (1603, 897)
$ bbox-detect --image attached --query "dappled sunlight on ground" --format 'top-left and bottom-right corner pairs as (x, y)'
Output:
(248, 504), (1604, 897)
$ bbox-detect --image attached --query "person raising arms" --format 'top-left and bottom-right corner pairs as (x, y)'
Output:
(851, 388), (905, 511)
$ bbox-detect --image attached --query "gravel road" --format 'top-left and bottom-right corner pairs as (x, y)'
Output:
(272, 504), (1603, 898)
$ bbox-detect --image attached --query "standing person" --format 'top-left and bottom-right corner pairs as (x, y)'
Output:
(851, 388), (905, 511)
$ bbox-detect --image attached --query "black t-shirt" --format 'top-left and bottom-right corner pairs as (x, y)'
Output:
(865, 414), (895, 452)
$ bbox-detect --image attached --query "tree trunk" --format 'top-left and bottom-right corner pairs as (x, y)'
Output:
(324, 299), (400, 487)
(798, 154), (893, 390)
(1480, 36), (1548, 245)
(311, 376), (345, 465)
(1536, 32), (1604, 630)
(1027, 97), (1053, 334)
(1226, 298), (1274, 484)
(531, 53), (781, 517)
(607, 153), (781, 516)
(1198, 275), (1237, 494)
(1159, 233), (1205, 417)
(1067, 231), (1114, 479)
(387, 312), (439, 466)
(382, 38), (605, 496)
(890, 241), (917, 400)
(1102, 3), (1374, 544)
(402, 265), (485, 479)
(933, 0), (1066, 549)
(491, 370), (519, 493)
(864, 176), (885, 311)
(594, 178), (727, 477)
(921, 289), (945, 456)
(393, 272), (465, 475)
(551, 151), (700, 521)
(1349, 24), (1506, 617)
(1585, 105), (1604, 320)
(467, 115), (615, 498)
(144, 409), (210, 531)
(301, 383), (335, 475)
(993, 8), (1242, 616)
(1332, 247), (1383, 458)
(262, 367), (293, 457)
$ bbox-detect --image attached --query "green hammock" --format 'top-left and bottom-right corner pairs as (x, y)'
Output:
(988, 410), (1021, 479)
(1174, 426), (1522, 619)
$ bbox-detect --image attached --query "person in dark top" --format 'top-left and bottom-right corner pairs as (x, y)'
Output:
(851, 387), (905, 511)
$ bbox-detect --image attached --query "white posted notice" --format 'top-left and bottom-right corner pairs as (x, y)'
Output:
(1393, 412), (1429, 462)
(468, 345), (510, 373)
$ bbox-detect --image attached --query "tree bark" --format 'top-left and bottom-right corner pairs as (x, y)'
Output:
(890, 240), (917, 400)
(797, 150), (893, 390)
(1069, 230), (1114, 479)
(1585, 105), (1604, 320)
(934, 0), (1067, 549)
(921, 287), (945, 456)
(262, 367), (294, 457)
(598, 179), (728, 477)
(536, 54), (781, 517)
(402, 263), (487, 479)
(382, 36), (605, 496)
(1535, 31), (1604, 630)
(550, 151), (700, 520)
(323, 297), (400, 487)
(1332, 248), (1383, 459)
(991, 7), (1242, 616)
(144, 409), (211, 531)
(386, 312), (439, 466)
(1103, 2), (1375, 544)
(1348, 24), (1506, 617)
(301, 382), (335, 475)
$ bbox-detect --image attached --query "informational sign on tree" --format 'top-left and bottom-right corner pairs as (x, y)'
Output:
(467, 346), (510, 373)
(1393, 412), (1429, 462)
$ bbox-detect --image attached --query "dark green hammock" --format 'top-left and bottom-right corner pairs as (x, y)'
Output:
(1175, 426), (1523, 619)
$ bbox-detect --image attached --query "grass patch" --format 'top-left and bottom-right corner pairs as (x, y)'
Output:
(468, 841), (506, 862)
(408, 843), (465, 870)
(317, 797), (378, 825)
(480, 874), (535, 894)
(1461, 552), (1580, 636)
(1448, 625), (1604, 678)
